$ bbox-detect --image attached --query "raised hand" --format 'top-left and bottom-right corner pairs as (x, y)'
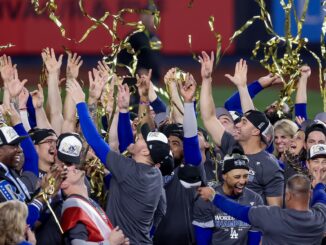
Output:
(88, 68), (106, 103)
(66, 79), (85, 104)
(258, 74), (284, 88)
(97, 60), (111, 81)
(199, 51), (214, 80)
(164, 68), (176, 85)
(225, 59), (248, 88)
(136, 69), (152, 98)
(300, 65), (311, 79)
(118, 84), (130, 112)
(0, 54), (15, 83)
(66, 52), (83, 80)
(40, 163), (65, 199)
(18, 87), (29, 110)
(311, 165), (326, 188)
(179, 73), (197, 103)
(7, 67), (28, 98)
(295, 116), (305, 127)
(30, 84), (44, 109)
(41, 47), (63, 75)
(7, 103), (21, 126)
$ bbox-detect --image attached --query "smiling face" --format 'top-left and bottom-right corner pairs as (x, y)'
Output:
(0, 144), (23, 169)
(274, 129), (292, 154)
(289, 130), (305, 155)
(222, 168), (249, 196)
(35, 135), (57, 165)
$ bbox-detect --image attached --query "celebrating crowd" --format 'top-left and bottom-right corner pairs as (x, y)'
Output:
(0, 47), (325, 245)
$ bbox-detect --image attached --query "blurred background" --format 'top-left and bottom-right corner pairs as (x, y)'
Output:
(0, 0), (324, 117)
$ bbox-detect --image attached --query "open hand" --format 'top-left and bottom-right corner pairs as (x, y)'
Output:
(118, 84), (130, 112)
(66, 79), (85, 104)
(0, 54), (15, 83)
(199, 51), (214, 80)
(6, 67), (28, 98)
(89, 68), (106, 102)
(225, 59), (248, 87)
(66, 52), (83, 80)
(41, 47), (63, 75)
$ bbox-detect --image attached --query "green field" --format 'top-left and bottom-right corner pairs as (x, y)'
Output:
(211, 86), (323, 119)
(1, 85), (323, 120)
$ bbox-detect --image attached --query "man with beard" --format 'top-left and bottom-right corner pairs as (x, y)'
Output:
(193, 148), (263, 245)
(200, 51), (284, 206)
(57, 133), (129, 245)
(162, 123), (184, 168)
(198, 173), (326, 245)
(0, 125), (47, 227)
(153, 73), (203, 245)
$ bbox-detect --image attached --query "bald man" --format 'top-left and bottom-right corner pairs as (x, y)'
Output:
(198, 174), (326, 245)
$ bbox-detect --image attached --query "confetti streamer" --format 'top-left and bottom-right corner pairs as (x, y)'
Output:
(0, 43), (15, 50)
(229, 0), (319, 115)
(208, 16), (222, 66)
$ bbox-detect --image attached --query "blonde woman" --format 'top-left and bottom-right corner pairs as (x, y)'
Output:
(274, 119), (298, 161)
(0, 200), (36, 245)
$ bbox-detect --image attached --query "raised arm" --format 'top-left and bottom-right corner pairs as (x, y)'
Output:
(8, 104), (39, 177)
(224, 74), (282, 112)
(179, 73), (201, 166)
(199, 51), (225, 146)
(149, 81), (167, 114)
(67, 79), (110, 165)
(0, 56), (28, 114)
(164, 68), (184, 124)
(137, 69), (155, 129)
(62, 52), (83, 133)
(117, 84), (134, 153)
(42, 48), (64, 135)
(31, 84), (52, 129)
(18, 87), (31, 131)
(225, 59), (254, 113)
(295, 65), (310, 120)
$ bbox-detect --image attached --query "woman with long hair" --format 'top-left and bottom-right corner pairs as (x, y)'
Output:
(0, 200), (36, 245)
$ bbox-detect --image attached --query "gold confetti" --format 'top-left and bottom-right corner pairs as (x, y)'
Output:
(208, 16), (222, 66)
(0, 43), (15, 50)
(229, 0), (322, 115)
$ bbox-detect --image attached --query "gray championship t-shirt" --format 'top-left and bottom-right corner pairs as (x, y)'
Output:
(193, 185), (263, 245)
(249, 202), (326, 245)
(105, 151), (165, 245)
(221, 132), (284, 202)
